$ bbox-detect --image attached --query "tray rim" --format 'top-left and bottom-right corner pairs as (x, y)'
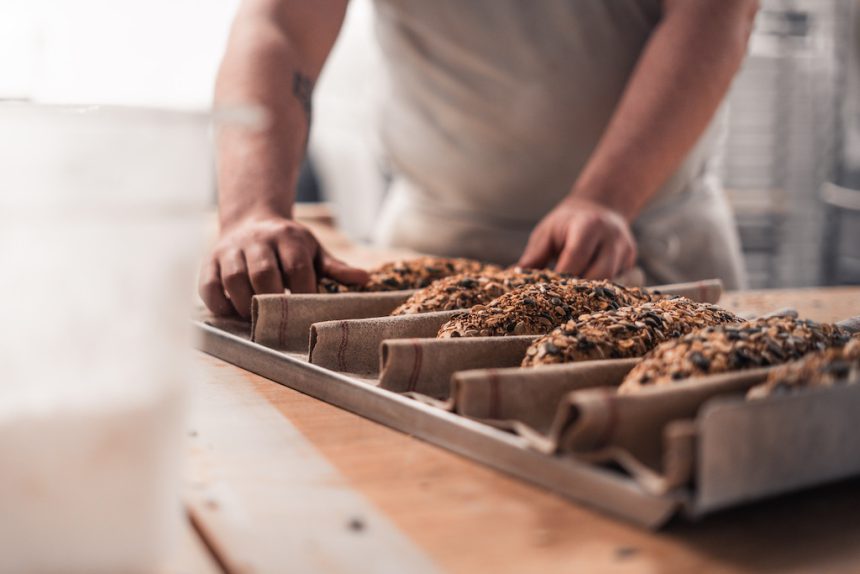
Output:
(693, 381), (860, 515)
(194, 320), (683, 529)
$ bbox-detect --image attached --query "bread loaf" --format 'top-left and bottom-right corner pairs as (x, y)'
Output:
(522, 298), (741, 366)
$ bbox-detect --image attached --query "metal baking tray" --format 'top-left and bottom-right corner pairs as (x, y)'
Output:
(194, 319), (860, 528)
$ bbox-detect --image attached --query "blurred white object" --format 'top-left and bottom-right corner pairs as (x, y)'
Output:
(0, 5), (38, 99)
(0, 0), (240, 108)
(0, 104), (211, 572)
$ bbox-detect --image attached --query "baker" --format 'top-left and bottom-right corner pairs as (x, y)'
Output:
(200, 0), (758, 318)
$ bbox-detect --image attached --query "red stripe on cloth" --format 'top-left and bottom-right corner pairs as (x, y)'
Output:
(406, 340), (423, 393)
(337, 321), (349, 372)
(278, 299), (289, 349)
(488, 369), (501, 420)
(594, 389), (619, 449)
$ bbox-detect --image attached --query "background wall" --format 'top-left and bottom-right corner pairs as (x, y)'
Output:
(0, 0), (383, 240)
(0, 0), (239, 107)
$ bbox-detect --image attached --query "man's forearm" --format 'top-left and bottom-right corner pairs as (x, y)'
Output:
(216, 28), (307, 226)
(214, 0), (346, 229)
(199, 0), (364, 316)
(570, 0), (758, 220)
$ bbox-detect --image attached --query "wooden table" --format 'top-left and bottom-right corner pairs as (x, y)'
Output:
(176, 208), (860, 574)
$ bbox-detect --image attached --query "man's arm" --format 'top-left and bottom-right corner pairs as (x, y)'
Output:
(200, 0), (367, 318)
(519, 0), (759, 278)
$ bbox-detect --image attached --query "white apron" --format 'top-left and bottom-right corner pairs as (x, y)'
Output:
(370, 0), (746, 289)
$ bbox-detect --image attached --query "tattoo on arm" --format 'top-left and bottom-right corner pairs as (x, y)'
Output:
(292, 71), (314, 141)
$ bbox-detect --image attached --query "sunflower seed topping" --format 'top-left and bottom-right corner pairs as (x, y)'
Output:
(619, 316), (853, 394)
(522, 298), (741, 366)
(318, 257), (499, 293)
(437, 280), (656, 338)
(747, 337), (860, 399)
(391, 268), (570, 315)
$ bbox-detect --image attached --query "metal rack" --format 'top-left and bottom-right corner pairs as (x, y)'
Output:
(722, 0), (850, 288)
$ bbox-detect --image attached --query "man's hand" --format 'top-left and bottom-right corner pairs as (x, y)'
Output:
(517, 0), (756, 281)
(199, 215), (369, 318)
(518, 197), (637, 279)
(202, 0), (354, 318)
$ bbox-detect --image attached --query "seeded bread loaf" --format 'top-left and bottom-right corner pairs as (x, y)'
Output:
(618, 316), (852, 394)
(522, 298), (741, 367)
(391, 268), (568, 315)
(318, 257), (499, 293)
(747, 337), (860, 399)
(437, 280), (656, 338)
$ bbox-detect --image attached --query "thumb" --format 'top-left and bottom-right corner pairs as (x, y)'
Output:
(320, 252), (371, 286)
(517, 229), (554, 270)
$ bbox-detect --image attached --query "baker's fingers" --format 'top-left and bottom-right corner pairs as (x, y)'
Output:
(555, 223), (601, 276)
(617, 238), (637, 276)
(613, 240), (633, 279)
(624, 235), (638, 270)
(198, 259), (236, 316)
(582, 241), (622, 280)
(621, 245), (637, 271)
(517, 227), (554, 269)
(320, 251), (370, 285)
(276, 239), (317, 293)
(219, 250), (254, 318)
(596, 236), (630, 280)
(244, 243), (285, 295)
(606, 230), (637, 277)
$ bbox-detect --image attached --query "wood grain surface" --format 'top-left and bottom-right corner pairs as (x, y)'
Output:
(184, 358), (438, 574)
(159, 520), (223, 574)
